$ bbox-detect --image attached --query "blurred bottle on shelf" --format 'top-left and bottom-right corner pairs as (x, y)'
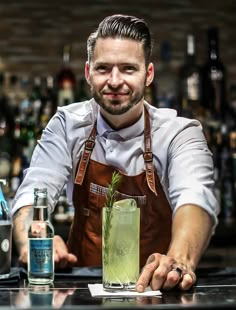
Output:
(229, 84), (236, 113)
(156, 41), (178, 110)
(219, 124), (235, 222)
(202, 27), (227, 122)
(229, 131), (236, 209)
(29, 76), (42, 124)
(52, 190), (68, 224)
(57, 45), (76, 107)
(18, 76), (42, 162)
(23, 120), (36, 164)
(44, 75), (58, 116)
(178, 33), (203, 119)
(227, 83), (236, 131)
(0, 73), (15, 180)
(12, 116), (31, 178)
(4, 74), (22, 117)
(39, 75), (58, 135)
(52, 186), (74, 224)
(206, 125), (221, 210)
(8, 99), (30, 202)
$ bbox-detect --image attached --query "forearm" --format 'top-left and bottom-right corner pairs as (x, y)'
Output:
(13, 206), (33, 257)
(167, 204), (213, 271)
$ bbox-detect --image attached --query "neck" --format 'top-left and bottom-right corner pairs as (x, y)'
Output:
(100, 102), (144, 130)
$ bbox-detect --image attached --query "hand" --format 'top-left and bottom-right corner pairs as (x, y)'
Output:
(136, 253), (196, 292)
(18, 235), (78, 269)
(54, 235), (78, 269)
(18, 244), (28, 266)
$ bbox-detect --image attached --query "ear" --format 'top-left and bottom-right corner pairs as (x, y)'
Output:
(85, 61), (91, 85)
(145, 62), (154, 87)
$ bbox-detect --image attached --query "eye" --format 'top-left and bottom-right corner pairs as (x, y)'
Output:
(123, 66), (136, 73)
(95, 65), (109, 73)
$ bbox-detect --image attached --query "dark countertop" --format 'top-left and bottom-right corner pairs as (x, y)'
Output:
(1, 267), (236, 309)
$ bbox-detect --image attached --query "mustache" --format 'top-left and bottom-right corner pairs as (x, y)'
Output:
(102, 89), (129, 95)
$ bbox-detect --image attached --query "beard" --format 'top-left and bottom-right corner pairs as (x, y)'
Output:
(90, 85), (146, 115)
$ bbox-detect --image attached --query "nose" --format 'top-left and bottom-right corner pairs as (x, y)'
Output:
(107, 67), (123, 88)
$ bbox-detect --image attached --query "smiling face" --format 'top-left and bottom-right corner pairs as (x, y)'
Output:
(85, 37), (154, 126)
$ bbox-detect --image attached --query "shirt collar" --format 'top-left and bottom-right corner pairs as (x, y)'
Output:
(97, 108), (144, 140)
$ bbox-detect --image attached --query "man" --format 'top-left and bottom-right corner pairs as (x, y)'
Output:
(12, 14), (219, 291)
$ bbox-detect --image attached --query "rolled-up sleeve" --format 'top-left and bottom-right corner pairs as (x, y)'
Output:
(167, 123), (220, 230)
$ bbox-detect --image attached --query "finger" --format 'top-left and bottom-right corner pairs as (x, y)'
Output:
(54, 239), (78, 267)
(54, 253), (78, 269)
(54, 249), (69, 264)
(55, 258), (69, 269)
(66, 253), (78, 265)
(18, 254), (27, 266)
(163, 268), (183, 290)
(53, 235), (78, 268)
(54, 249), (70, 263)
(136, 254), (159, 292)
(19, 250), (28, 265)
(171, 267), (183, 277)
(136, 254), (173, 292)
(178, 272), (196, 291)
(149, 257), (174, 291)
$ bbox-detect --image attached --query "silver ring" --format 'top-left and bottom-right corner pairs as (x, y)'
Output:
(171, 267), (183, 276)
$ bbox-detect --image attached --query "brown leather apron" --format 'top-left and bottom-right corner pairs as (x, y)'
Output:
(67, 106), (172, 267)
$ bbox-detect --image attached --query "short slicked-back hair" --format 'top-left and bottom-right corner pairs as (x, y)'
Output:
(87, 14), (153, 65)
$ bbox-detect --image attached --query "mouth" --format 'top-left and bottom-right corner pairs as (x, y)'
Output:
(103, 92), (129, 99)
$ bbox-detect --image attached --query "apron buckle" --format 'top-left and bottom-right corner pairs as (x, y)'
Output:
(85, 139), (95, 151)
(143, 151), (153, 162)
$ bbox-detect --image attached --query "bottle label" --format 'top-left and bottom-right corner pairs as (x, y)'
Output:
(0, 223), (12, 274)
(210, 70), (223, 81)
(186, 73), (200, 101)
(1, 239), (10, 252)
(29, 239), (53, 273)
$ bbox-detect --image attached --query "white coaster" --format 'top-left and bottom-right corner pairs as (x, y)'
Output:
(88, 283), (162, 297)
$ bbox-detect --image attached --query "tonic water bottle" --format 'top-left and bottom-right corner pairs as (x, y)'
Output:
(28, 188), (54, 284)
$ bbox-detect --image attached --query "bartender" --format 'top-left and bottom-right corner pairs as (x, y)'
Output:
(12, 14), (219, 292)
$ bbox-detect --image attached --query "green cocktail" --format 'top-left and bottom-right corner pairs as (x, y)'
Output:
(102, 198), (140, 290)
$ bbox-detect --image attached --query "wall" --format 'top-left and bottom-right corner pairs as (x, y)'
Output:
(0, 0), (235, 92)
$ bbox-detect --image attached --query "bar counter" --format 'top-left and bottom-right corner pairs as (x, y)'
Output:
(1, 266), (236, 309)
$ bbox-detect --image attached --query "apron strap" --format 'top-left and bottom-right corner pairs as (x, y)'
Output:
(75, 106), (157, 196)
(74, 123), (97, 185)
(143, 106), (157, 196)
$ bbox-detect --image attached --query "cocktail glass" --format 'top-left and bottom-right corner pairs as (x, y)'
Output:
(102, 198), (140, 290)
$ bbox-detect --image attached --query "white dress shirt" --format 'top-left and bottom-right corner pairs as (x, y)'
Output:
(12, 99), (219, 228)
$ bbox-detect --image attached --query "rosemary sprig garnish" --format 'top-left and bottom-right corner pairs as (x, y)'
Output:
(103, 171), (122, 265)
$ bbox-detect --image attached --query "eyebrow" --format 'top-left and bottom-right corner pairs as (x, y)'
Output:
(94, 61), (139, 67)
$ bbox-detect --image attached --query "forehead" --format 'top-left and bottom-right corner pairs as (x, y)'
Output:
(92, 37), (145, 63)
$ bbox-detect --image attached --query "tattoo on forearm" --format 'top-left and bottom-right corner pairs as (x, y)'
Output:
(13, 207), (33, 251)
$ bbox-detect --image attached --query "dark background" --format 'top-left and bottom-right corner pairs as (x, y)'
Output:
(0, 0), (235, 93)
